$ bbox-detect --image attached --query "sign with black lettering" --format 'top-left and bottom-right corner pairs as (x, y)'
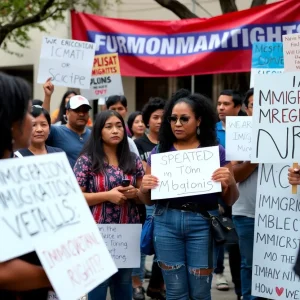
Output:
(98, 224), (142, 268)
(81, 53), (123, 100)
(0, 153), (117, 300)
(251, 72), (300, 163)
(283, 33), (300, 72)
(226, 116), (252, 161)
(151, 146), (221, 200)
(37, 36), (95, 89)
(252, 163), (300, 299)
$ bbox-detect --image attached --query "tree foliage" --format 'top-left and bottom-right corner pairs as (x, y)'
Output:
(0, 0), (99, 53)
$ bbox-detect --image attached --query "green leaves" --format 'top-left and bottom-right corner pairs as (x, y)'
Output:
(0, 0), (99, 54)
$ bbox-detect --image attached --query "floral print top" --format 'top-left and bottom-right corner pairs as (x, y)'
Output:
(74, 154), (144, 224)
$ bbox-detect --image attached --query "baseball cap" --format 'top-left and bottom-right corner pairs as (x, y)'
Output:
(66, 95), (92, 110)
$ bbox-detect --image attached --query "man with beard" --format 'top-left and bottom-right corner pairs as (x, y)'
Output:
(46, 94), (92, 168)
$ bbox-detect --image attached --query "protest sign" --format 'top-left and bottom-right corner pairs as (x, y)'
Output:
(225, 116), (252, 161)
(252, 163), (300, 299)
(81, 53), (124, 100)
(98, 224), (142, 268)
(251, 72), (300, 163)
(37, 36), (95, 89)
(0, 153), (117, 300)
(283, 33), (300, 72)
(250, 42), (284, 88)
(151, 146), (221, 200)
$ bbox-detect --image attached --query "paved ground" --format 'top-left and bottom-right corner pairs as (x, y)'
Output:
(101, 255), (237, 300)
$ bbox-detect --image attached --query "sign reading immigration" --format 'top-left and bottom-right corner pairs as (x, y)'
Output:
(225, 116), (252, 161)
(251, 72), (300, 163)
(250, 42), (284, 88)
(252, 163), (300, 300)
(98, 224), (142, 268)
(81, 53), (123, 100)
(151, 146), (221, 200)
(0, 153), (117, 300)
(37, 36), (95, 89)
(72, 0), (300, 77)
(283, 33), (300, 72)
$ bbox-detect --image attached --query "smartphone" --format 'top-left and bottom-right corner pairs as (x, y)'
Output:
(121, 179), (130, 187)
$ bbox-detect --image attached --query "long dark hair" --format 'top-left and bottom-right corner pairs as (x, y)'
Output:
(57, 90), (77, 124)
(81, 110), (136, 174)
(159, 89), (218, 153)
(0, 72), (31, 158)
(127, 111), (142, 136)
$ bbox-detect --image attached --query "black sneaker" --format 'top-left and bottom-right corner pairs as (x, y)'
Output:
(133, 286), (145, 300)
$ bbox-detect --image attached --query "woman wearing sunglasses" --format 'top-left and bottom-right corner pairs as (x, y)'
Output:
(138, 89), (239, 300)
(15, 105), (63, 157)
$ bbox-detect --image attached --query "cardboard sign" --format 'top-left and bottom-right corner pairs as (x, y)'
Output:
(0, 153), (117, 300)
(251, 72), (300, 163)
(98, 224), (142, 268)
(151, 146), (221, 200)
(81, 53), (124, 100)
(283, 33), (300, 72)
(250, 42), (284, 88)
(252, 163), (300, 299)
(225, 116), (252, 161)
(37, 36), (95, 89)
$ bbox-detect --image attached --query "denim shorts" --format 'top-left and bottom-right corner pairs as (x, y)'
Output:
(153, 203), (218, 300)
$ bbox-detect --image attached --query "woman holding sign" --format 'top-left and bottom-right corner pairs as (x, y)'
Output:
(74, 110), (144, 300)
(0, 72), (51, 299)
(138, 89), (239, 300)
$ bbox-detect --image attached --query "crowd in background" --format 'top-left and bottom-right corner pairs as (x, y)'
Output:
(1, 71), (300, 300)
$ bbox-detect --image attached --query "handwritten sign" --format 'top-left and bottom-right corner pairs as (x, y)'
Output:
(250, 42), (284, 88)
(37, 36), (95, 89)
(98, 224), (142, 268)
(151, 146), (221, 200)
(0, 153), (117, 300)
(225, 116), (252, 161)
(81, 53), (124, 100)
(251, 72), (300, 163)
(252, 163), (300, 299)
(283, 33), (300, 72)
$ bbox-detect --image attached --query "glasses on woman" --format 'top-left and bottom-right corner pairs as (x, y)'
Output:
(167, 115), (190, 125)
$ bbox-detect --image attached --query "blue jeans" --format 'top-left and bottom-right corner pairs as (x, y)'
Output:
(132, 252), (146, 280)
(153, 204), (218, 300)
(233, 216), (259, 300)
(88, 268), (132, 300)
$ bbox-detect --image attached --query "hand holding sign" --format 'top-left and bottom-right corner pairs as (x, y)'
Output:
(211, 167), (235, 190)
(288, 164), (300, 186)
(140, 175), (159, 193)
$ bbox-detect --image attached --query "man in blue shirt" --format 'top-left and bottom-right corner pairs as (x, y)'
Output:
(47, 95), (92, 168)
(216, 89), (243, 148)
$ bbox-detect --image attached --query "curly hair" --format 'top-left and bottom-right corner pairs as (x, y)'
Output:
(158, 89), (218, 153)
(142, 97), (166, 127)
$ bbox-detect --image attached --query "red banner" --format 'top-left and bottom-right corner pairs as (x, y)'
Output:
(71, 0), (300, 77)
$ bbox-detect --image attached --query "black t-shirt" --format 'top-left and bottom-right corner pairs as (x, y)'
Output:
(1, 146), (63, 300)
(134, 134), (157, 162)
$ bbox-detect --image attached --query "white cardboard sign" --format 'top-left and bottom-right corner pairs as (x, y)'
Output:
(283, 33), (300, 72)
(98, 224), (142, 268)
(225, 116), (252, 161)
(0, 153), (117, 300)
(151, 146), (221, 200)
(37, 36), (95, 89)
(252, 163), (300, 299)
(251, 72), (300, 163)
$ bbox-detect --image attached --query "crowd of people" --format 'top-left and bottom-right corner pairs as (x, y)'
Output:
(1, 71), (300, 300)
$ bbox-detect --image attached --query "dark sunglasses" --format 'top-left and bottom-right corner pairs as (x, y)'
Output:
(167, 115), (190, 125)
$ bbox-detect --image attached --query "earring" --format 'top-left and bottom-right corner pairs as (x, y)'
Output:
(197, 127), (200, 136)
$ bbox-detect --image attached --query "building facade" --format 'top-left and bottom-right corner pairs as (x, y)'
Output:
(0, 0), (277, 115)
